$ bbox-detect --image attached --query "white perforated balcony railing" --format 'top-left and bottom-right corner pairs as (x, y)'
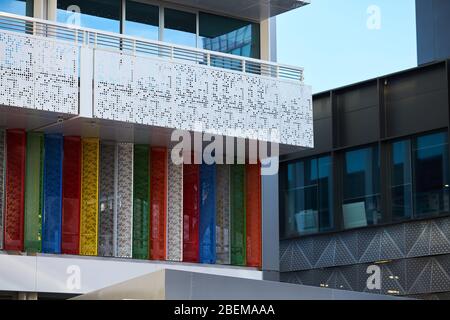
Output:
(0, 12), (304, 83)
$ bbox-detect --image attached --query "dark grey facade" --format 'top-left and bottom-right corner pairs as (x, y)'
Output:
(279, 60), (450, 299)
(416, 0), (450, 65)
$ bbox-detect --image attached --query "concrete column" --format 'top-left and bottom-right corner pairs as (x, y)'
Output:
(260, 18), (277, 62)
(33, 0), (46, 19)
(47, 0), (57, 21)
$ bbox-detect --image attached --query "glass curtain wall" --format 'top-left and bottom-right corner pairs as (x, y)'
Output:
(0, 0), (33, 16)
(124, 1), (159, 40)
(163, 8), (196, 47)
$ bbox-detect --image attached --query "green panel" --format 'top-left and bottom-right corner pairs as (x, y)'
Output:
(24, 132), (44, 252)
(133, 145), (150, 259)
(230, 164), (246, 266)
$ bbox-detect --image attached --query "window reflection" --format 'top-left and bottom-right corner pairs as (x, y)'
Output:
(282, 155), (333, 237)
(57, 0), (121, 33)
(342, 146), (381, 229)
(199, 12), (260, 59)
(0, 0), (33, 16)
(124, 1), (159, 40)
(413, 132), (450, 217)
(391, 140), (413, 221)
(163, 8), (196, 47)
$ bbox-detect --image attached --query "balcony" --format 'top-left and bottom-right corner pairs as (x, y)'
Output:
(0, 12), (313, 152)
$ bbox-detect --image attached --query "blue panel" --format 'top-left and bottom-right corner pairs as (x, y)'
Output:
(199, 164), (216, 264)
(42, 134), (63, 253)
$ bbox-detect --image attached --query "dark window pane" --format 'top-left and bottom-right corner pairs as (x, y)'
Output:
(124, 1), (158, 40)
(199, 12), (260, 59)
(391, 140), (413, 221)
(318, 156), (333, 231)
(0, 0), (33, 16)
(342, 146), (381, 229)
(164, 8), (196, 47)
(57, 0), (121, 33)
(413, 131), (450, 217)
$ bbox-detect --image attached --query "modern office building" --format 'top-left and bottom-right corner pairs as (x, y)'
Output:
(280, 2), (450, 300)
(0, 0), (313, 299)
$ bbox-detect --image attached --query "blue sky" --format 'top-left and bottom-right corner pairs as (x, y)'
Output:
(277, 0), (417, 93)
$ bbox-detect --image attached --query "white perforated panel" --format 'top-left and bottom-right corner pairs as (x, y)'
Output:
(0, 31), (78, 114)
(93, 50), (313, 147)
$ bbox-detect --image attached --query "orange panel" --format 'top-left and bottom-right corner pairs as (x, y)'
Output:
(246, 163), (262, 268)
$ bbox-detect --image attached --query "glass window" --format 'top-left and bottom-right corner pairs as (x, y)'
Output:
(199, 12), (260, 59)
(163, 8), (196, 47)
(413, 131), (450, 217)
(282, 155), (333, 238)
(342, 146), (381, 229)
(124, 1), (159, 40)
(0, 0), (33, 16)
(391, 140), (413, 221)
(57, 0), (121, 33)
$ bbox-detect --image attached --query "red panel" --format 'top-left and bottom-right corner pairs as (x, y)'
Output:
(4, 129), (26, 251)
(183, 163), (200, 262)
(62, 137), (82, 255)
(246, 163), (262, 268)
(149, 148), (167, 260)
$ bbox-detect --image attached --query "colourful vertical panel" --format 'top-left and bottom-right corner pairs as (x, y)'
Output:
(42, 134), (63, 254)
(230, 165), (246, 266)
(4, 129), (26, 251)
(24, 132), (43, 253)
(98, 142), (116, 257)
(167, 157), (183, 262)
(150, 148), (167, 260)
(199, 164), (216, 264)
(183, 163), (199, 262)
(216, 165), (230, 264)
(0, 130), (6, 250)
(133, 145), (150, 259)
(80, 138), (99, 256)
(116, 143), (133, 258)
(246, 164), (262, 268)
(62, 137), (82, 255)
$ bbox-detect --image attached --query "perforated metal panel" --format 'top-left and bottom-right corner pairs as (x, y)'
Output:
(230, 165), (246, 266)
(24, 132), (43, 253)
(80, 138), (99, 256)
(0, 130), (4, 250)
(216, 165), (230, 265)
(167, 157), (183, 262)
(42, 134), (63, 254)
(93, 49), (313, 147)
(116, 143), (133, 258)
(98, 142), (115, 257)
(246, 163), (261, 268)
(183, 164), (200, 263)
(199, 164), (216, 264)
(0, 31), (79, 114)
(132, 145), (150, 260)
(62, 137), (82, 255)
(150, 148), (167, 260)
(4, 129), (26, 251)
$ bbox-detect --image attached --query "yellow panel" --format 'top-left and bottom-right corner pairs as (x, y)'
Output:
(80, 138), (99, 256)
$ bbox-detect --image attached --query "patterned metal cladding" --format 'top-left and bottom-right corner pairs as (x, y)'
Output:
(0, 130), (4, 249)
(281, 254), (450, 297)
(199, 164), (216, 264)
(24, 132), (44, 253)
(0, 32), (79, 114)
(183, 164), (200, 263)
(4, 129), (26, 251)
(61, 137), (82, 255)
(246, 163), (262, 268)
(80, 138), (99, 256)
(230, 165), (246, 266)
(150, 148), (167, 260)
(167, 156), (183, 262)
(93, 49), (313, 147)
(216, 165), (231, 265)
(98, 142), (116, 257)
(280, 216), (450, 273)
(116, 143), (134, 258)
(132, 145), (150, 260)
(42, 134), (63, 254)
